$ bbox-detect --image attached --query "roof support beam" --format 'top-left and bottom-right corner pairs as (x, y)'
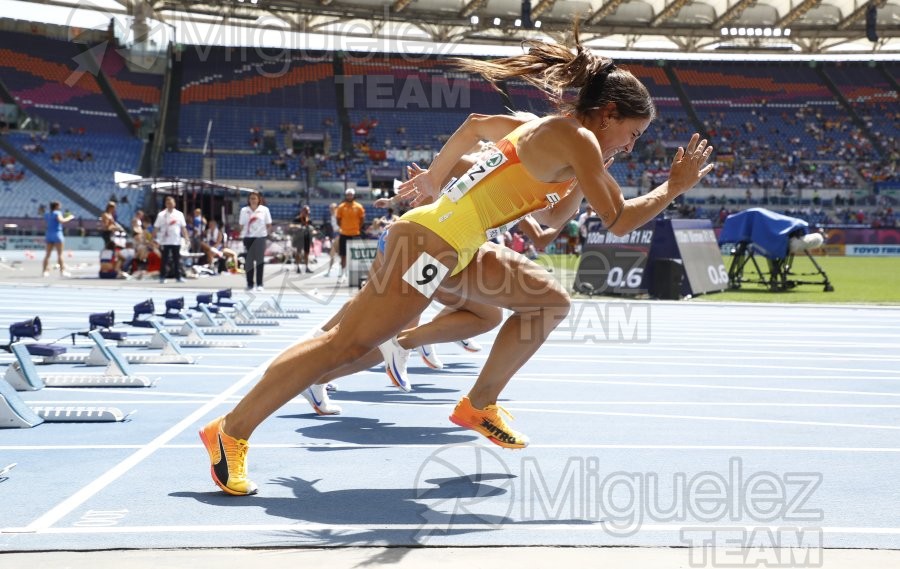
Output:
(778, 0), (822, 28)
(713, 0), (757, 28)
(587, 0), (626, 25)
(650, 0), (691, 28)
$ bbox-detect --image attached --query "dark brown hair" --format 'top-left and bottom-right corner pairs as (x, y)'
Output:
(247, 191), (265, 206)
(455, 27), (655, 121)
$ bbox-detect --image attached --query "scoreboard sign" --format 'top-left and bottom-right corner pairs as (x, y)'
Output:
(642, 218), (728, 298)
(574, 219), (655, 296)
(574, 217), (726, 298)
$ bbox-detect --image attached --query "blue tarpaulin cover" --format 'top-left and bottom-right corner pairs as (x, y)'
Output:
(718, 208), (809, 259)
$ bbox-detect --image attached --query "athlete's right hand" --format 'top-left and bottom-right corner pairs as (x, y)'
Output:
(397, 164), (439, 208)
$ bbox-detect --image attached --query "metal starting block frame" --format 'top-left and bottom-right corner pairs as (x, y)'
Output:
(0, 378), (127, 428)
(185, 305), (262, 335)
(254, 296), (309, 318)
(4, 343), (154, 391)
(253, 297), (307, 318)
(41, 331), (196, 366)
(231, 300), (280, 326)
(120, 320), (245, 349)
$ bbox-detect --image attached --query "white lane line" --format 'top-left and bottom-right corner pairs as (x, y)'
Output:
(345, 400), (900, 409)
(511, 376), (900, 398)
(20, 400), (243, 405)
(508, 407), (900, 431)
(5, 443), (900, 453)
(517, 356), (900, 375)
(2, 522), (900, 535)
(528, 351), (900, 363)
(510, 371), (899, 381)
(14, 354), (276, 533)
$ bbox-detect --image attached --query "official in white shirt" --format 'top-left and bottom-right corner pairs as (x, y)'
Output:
(239, 191), (272, 291)
(153, 195), (189, 283)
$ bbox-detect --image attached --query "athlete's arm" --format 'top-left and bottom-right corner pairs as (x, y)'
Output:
(518, 216), (562, 250)
(563, 126), (712, 236)
(529, 181), (584, 229)
(397, 114), (529, 206)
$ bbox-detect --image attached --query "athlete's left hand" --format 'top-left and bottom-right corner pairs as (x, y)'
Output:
(667, 133), (715, 197)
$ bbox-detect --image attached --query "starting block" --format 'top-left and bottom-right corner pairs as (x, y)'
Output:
(253, 300), (301, 319)
(231, 301), (280, 326)
(256, 296), (309, 316)
(126, 299), (156, 328)
(215, 288), (236, 308)
(120, 320), (244, 349)
(5, 343), (154, 390)
(42, 331), (196, 366)
(0, 379), (127, 428)
(186, 305), (261, 335)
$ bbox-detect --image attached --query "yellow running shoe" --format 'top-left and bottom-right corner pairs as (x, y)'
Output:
(449, 396), (529, 449)
(199, 416), (258, 495)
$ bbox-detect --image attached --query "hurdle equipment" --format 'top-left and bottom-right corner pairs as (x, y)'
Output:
(0, 379), (127, 428)
(42, 330), (196, 365)
(120, 320), (244, 349)
(4, 343), (153, 391)
(231, 300), (280, 326)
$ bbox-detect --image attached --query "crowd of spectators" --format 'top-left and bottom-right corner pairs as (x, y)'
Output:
(1, 154), (25, 182)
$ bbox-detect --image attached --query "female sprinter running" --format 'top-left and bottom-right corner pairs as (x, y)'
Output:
(200, 34), (714, 495)
(299, 154), (583, 416)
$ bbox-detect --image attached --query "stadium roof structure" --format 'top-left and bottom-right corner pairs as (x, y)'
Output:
(7, 0), (900, 55)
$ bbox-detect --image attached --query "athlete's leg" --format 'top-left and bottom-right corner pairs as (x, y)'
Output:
(442, 243), (570, 409)
(400, 292), (502, 350)
(222, 221), (458, 440)
(41, 242), (53, 274)
(312, 238), (499, 386)
(55, 243), (66, 273)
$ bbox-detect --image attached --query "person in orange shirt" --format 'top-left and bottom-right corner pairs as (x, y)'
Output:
(335, 187), (365, 282)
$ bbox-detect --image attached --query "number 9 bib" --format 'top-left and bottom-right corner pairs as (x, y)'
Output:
(402, 252), (451, 298)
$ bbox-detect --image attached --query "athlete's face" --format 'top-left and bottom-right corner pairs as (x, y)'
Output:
(596, 115), (651, 158)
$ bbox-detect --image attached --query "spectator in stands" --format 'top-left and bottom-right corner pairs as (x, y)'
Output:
(336, 187), (365, 282)
(41, 200), (74, 278)
(290, 205), (316, 274)
(99, 201), (125, 246)
(153, 195), (189, 284)
(239, 191), (272, 291)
